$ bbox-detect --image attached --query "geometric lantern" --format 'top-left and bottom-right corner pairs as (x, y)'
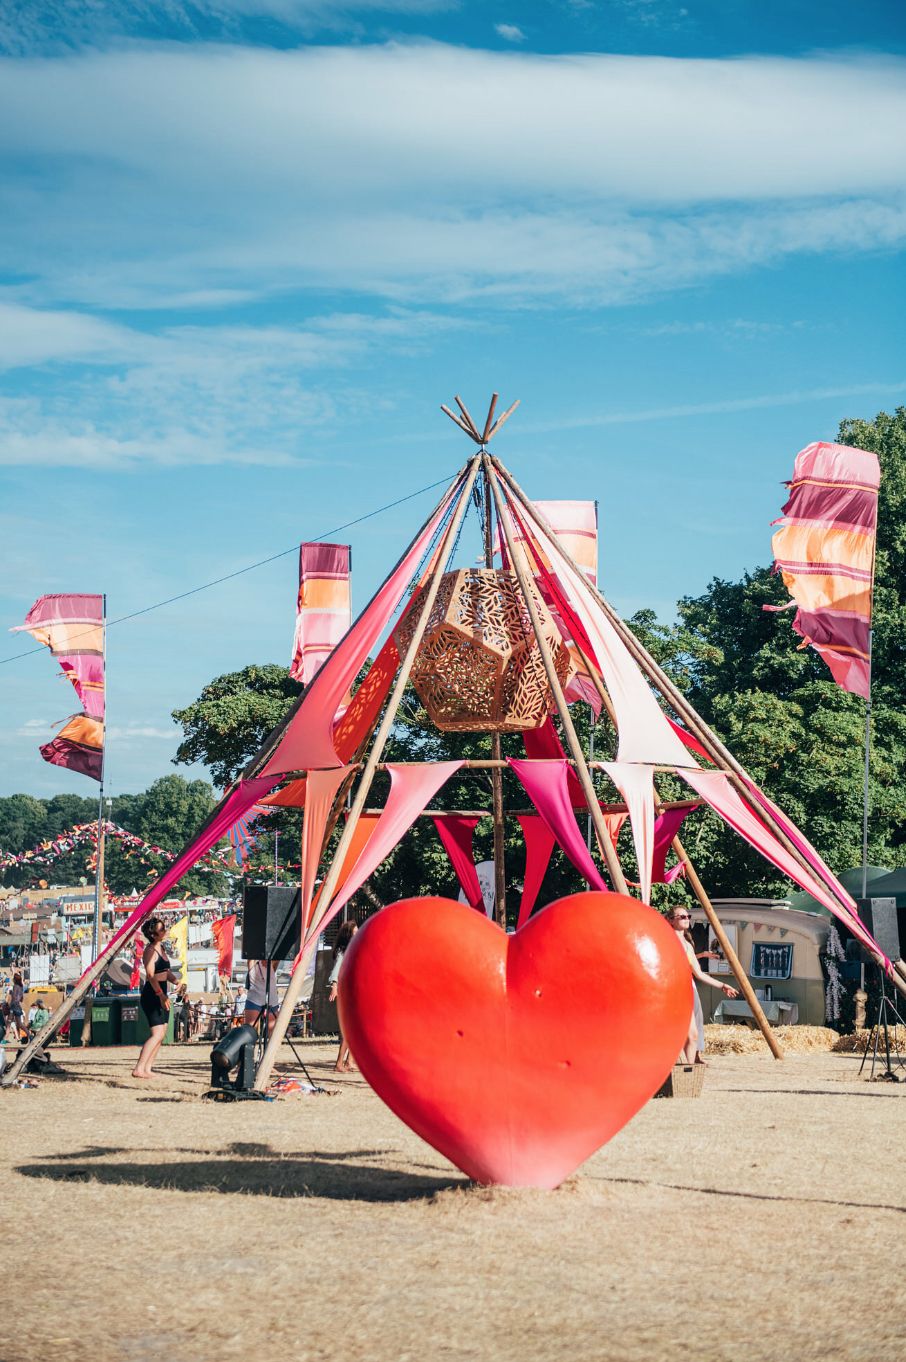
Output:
(394, 568), (572, 732)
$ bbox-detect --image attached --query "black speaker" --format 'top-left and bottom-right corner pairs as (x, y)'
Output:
(857, 897), (903, 962)
(241, 885), (302, 961)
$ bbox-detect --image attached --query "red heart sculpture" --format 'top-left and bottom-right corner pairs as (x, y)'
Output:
(338, 891), (691, 1188)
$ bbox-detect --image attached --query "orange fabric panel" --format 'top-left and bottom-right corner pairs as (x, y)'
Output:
(300, 578), (351, 611)
(333, 637), (400, 762)
(772, 522), (875, 574)
(57, 714), (104, 749)
(306, 813), (380, 932)
(260, 778), (308, 809)
(777, 570), (872, 616)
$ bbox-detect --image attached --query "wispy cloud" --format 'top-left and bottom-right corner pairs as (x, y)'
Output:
(525, 380), (906, 432)
(495, 23), (524, 42)
(0, 44), (902, 312)
(0, 301), (470, 466)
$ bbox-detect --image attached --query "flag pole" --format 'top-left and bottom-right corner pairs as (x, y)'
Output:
(91, 593), (107, 961)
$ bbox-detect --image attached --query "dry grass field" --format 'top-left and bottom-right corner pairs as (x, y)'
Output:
(1, 1035), (904, 1362)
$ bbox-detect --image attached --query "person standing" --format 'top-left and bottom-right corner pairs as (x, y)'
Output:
(8, 972), (28, 1042)
(328, 921), (358, 1073)
(132, 918), (177, 1079)
(665, 906), (737, 1064)
(243, 960), (280, 1037)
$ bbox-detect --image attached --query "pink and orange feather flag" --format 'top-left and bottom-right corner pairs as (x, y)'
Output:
(289, 543), (352, 686)
(768, 442), (880, 699)
(12, 593), (105, 780)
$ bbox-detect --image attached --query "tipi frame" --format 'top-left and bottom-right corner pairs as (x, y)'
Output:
(7, 393), (901, 1092)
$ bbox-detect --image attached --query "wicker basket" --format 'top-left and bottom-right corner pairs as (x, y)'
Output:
(654, 1063), (705, 1099)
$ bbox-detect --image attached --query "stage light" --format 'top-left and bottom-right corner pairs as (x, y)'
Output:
(209, 1023), (257, 1094)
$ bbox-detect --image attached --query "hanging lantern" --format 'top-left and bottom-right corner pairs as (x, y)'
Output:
(395, 568), (571, 733)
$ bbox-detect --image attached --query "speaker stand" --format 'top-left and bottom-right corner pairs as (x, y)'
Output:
(255, 960), (327, 1095)
(859, 970), (906, 1083)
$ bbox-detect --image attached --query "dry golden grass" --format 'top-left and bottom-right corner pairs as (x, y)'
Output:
(2, 1039), (905, 1362)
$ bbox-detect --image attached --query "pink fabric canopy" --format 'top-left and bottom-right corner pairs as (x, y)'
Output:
(523, 720), (585, 808)
(677, 768), (889, 966)
(263, 478), (462, 776)
(433, 816), (484, 910)
(601, 762), (654, 903)
(651, 805), (698, 885)
(515, 814), (556, 928)
(508, 758), (607, 892)
(303, 761), (464, 948)
(501, 491), (696, 769)
(300, 767), (353, 929)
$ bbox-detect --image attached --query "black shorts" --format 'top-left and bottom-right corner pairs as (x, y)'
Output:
(140, 986), (168, 1030)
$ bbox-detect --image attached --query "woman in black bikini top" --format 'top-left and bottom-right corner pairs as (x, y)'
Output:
(133, 917), (178, 1080)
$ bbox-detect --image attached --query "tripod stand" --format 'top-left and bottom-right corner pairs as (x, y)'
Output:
(256, 959), (326, 1094)
(859, 967), (906, 1082)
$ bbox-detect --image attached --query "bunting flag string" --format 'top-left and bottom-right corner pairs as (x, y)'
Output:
(0, 819), (247, 875)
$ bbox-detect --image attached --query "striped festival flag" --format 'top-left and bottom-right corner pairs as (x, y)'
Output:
(289, 543), (352, 686)
(11, 593), (105, 780)
(768, 441), (880, 699)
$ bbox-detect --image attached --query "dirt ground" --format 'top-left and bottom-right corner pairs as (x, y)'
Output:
(1, 1036), (904, 1362)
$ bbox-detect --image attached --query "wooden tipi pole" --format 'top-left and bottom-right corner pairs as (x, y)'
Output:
(492, 452), (905, 1002)
(482, 460), (508, 927)
(1, 465), (474, 1090)
(487, 458), (630, 895)
(253, 453), (483, 1090)
(550, 605), (782, 1058)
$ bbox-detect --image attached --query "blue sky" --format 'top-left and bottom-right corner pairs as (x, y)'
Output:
(1, 1), (904, 798)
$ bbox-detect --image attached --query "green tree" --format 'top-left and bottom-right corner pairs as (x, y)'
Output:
(171, 664), (303, 788)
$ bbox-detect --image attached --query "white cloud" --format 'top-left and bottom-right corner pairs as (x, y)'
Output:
(495, 23), (524, 42)
(0, 43), (902, 312)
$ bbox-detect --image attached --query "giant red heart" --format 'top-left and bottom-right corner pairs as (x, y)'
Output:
(337, 891), (691, 1188)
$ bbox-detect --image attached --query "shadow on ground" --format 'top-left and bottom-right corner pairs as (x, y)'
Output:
(17, 1147), (465, 1202)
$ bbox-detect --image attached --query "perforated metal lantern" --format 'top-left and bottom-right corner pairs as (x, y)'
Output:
(394, 568), (571, 733)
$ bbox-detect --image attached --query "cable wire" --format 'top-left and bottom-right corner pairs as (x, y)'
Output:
(1, 470), (458, 667)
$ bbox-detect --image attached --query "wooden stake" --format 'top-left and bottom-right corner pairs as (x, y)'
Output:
(488, 457), (629, 895)
(253, 454), (484, 1090)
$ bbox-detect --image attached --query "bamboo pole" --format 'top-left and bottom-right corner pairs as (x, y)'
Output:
(489, 454), (906, 998)
(482, 461), (508, 928)
(441, 405), (480, 442)
(511, 521), (782, 1060)
(253, 454), (484, 1090)
(2, 468), (474, 1090)
(672, 835), (784, 1059)
(482, 393), (499, 443)
(485, 400), (520, 443)
(488, 457), (630, 895)
(454, 395), (483, 443)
